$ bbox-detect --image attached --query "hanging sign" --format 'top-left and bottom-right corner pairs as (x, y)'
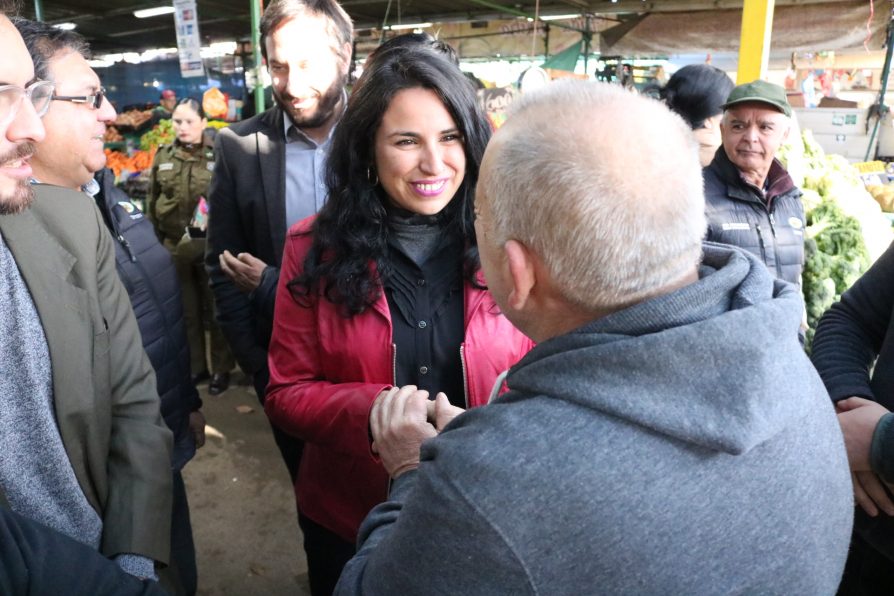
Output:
(174, 0), (205, 78)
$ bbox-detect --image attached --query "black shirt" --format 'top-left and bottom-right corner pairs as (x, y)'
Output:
(384, 209), (466, 407)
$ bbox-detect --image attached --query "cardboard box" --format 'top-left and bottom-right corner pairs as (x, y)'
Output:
(794, 107), (869, 136)
(818, 97), (859, 108)
(786, 92), (806, 108)
(813, 132), (874, 161)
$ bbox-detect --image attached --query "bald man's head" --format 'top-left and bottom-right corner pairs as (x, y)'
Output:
(476, 81), (706, 314)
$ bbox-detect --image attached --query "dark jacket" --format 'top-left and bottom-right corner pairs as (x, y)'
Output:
(703, 148), (805, 286)
(206, 106), (286, 376)
(95, 168), (201, 471)
(0, 504), (166, 596)
(336, 244), (851, 595)
(812, 239), (894, 560)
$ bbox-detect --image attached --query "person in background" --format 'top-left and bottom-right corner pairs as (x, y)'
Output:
(661, 64), (735, 167)
(1, 13), (172, 581)
(365, 31), (459, 68)
(206, 0), (353, 483)
(15, 19), (204, 593)
(149, 88), (177, 128)
(702, 79), (805, 288)
(150, 97), (235, 396)
(812, 241), (894, 593)
(334, 79), (852, 596)
(264, 47), (532, 595)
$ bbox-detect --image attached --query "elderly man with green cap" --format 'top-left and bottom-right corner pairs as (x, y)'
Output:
(703, 79), (804, 288)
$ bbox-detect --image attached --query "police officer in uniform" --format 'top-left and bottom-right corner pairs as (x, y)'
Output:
(149, 98), (234, 395)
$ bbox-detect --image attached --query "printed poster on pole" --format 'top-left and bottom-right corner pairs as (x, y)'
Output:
(174, 0), (205, 78)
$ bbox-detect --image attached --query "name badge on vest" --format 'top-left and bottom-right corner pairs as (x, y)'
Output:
(158, 163), (174, 172)
(721, 222), (751, 231)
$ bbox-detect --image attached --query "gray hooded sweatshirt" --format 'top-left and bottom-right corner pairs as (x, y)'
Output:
(336, 244), (853, 595)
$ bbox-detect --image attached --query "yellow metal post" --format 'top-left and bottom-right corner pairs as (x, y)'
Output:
(736, 0), (776, 83)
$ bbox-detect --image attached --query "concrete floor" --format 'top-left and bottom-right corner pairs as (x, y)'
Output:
(183, 377), (311, 595)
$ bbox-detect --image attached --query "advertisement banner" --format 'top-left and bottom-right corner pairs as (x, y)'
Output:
(174, 0), (205, 78)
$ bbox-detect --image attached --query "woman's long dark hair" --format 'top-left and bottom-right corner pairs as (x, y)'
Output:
(288, 47), (492, 316)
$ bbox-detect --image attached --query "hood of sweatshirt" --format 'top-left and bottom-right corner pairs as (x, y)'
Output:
(505, 243), (815, 455)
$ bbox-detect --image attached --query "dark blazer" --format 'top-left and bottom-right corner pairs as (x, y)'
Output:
(206, 106), (286, 376)
(0, 184), (173, 565)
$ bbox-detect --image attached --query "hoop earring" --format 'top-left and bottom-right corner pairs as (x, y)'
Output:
(367, 167), (379, 186)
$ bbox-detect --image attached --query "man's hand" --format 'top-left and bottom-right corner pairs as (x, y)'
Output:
(836, 397), (894, 516)
(836, 397), (890, 471)
(426, 392), (465, 432)
(370, 386), (436, 479)
(852, 471), (894, 517)
(219, 250), (267, 293)
(189, 411), (206, 449)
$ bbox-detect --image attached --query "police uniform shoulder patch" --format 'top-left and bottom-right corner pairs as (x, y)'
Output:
(118, 201), (135, 213)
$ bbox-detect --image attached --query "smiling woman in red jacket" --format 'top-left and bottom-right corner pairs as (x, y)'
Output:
(264, 45), (532, 595)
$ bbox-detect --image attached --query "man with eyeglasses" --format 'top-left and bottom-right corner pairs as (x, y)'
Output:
(14, 17), (208, 592)
(0, 10), (173, 585)
(0, 79), (52, 211)
(15, 22), (115, 190)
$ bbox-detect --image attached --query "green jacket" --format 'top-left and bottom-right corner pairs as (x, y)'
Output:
(0, 184), (173, 565)
(148, 140), (215, 243)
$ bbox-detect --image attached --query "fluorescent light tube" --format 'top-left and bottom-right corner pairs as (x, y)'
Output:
(387, 22), (433, 31)
(134, 6), (175, 18)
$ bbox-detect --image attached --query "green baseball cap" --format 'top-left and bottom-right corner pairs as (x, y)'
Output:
(721, 79), (792, 118)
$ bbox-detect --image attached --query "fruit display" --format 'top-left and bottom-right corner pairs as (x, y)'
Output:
(103, 126), (123, 143)
(779, 129), (894, 347)
(866, 183), (894, 212)
(114, 108), (153, 129)
(206, 120), (230, 130)
(105, 147), (156, 178)
(139, 119), (174, 151)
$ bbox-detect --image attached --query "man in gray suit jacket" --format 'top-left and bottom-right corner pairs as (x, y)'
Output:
(0, 12), (172, 581)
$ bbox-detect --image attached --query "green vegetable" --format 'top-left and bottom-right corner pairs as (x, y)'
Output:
(792, 129), (873, 351)
(140, 119), (174, 151)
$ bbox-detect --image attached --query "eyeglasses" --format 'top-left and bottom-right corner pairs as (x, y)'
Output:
(52, 87), (107, 110)
(0, 80), (55, 126)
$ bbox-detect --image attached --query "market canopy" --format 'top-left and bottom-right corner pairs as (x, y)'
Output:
(602, 1), (888, 54)
(14, 0), (884, 56)
(542, 39), (584, 71)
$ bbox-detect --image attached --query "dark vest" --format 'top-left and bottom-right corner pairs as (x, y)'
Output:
(94, 168), (200, 470)
(703, 149), (805, 286)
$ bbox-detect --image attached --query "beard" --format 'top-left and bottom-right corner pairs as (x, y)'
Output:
(0, 142), (36, 216)
(274, 74), (346, 130)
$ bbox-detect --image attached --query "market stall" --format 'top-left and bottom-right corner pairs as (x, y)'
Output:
(779, 127), (894, 346)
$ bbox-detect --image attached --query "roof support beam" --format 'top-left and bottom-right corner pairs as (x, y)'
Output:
(736, 0), (775, 82)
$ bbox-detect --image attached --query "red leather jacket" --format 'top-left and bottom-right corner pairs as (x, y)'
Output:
(265, 217), (533, 542)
